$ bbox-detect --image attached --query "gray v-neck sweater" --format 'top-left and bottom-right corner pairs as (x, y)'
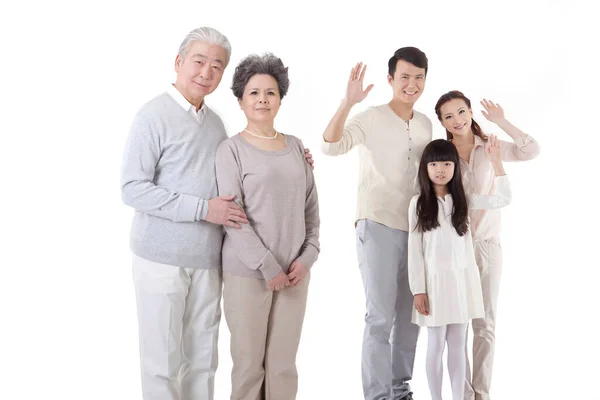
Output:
(121, 93), (228, 268)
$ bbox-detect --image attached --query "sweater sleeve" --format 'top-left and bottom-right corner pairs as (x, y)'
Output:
(321, 108), (369, 156)
(120, 114), (208, 222)
(407, 197), (427, 295)
(295, 142), (321, 269)
(215, 141), (284, 281)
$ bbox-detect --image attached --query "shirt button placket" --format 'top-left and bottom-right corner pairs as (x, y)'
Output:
(406, 121), (411, 159)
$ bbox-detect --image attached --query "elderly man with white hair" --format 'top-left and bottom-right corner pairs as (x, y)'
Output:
(121, 26), (314, 400)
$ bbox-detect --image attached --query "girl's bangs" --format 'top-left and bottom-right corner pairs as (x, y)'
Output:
(423, 140), (458, 164)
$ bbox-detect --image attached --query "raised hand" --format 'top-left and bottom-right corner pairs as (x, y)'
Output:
(205, 195), (248, 228)
(345, 62), (374, 106)
(480, 98), (506, 124)
(484, 134), (506, 176)
(484, 134), (502, 162)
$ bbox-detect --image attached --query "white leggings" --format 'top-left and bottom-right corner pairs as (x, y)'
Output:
(427, 323), (468, 400)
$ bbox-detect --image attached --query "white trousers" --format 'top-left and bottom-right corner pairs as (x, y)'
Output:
(465, 239), (503, 400)
(132, 254), (222, 400)
(427, 323), (468, 400)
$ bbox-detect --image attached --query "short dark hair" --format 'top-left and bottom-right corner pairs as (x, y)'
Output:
(231, 53), (290, 100)
(388, 47), (428, 77)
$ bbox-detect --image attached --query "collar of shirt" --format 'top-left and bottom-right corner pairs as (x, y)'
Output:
(452, 134), (485, 149)
(473, 134), (485, 148)
(167, 83), (207, 124)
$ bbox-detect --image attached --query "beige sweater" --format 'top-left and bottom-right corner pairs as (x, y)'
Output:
(321, 104), (432, 231)
(215, 134), (320, 281)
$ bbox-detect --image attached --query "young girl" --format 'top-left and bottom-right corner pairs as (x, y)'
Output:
(408, 138), (511, 400)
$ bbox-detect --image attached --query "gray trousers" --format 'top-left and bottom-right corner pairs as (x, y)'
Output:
(356, 219), (420, 400)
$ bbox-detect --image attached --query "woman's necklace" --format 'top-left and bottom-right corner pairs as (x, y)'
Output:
(243, 128), (279, 140)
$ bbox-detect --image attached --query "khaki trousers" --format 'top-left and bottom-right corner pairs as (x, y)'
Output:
(223, 272), (310, 400)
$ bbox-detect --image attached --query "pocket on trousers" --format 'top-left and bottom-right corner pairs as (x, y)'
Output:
(356, 218), (367, 245)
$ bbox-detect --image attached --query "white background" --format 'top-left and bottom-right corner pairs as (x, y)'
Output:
(1, 0), (598, 399)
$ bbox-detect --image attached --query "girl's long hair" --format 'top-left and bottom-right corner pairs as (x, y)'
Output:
(416, 139), (469, 236)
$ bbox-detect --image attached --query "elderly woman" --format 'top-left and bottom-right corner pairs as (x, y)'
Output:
(215, 53), (320, 400)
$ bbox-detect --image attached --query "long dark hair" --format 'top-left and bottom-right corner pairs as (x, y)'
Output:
(416, 139), (469, 236)
(434, 90), (487, 142)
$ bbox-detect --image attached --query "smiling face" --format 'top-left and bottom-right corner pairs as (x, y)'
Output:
(238, 74), (281, 124)
(174, 40), (228, 109)
(439, 98), (474, 139)
(388, 59), (426, 104)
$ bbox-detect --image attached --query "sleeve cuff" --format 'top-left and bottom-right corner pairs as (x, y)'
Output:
(320, 137), (339, 155)
(195, 198), (209, 221)
(515, 134), (533, 146)
(410, 281), (426, 295)
(259, 251), (283, 281)
(296, 245), (319, 270)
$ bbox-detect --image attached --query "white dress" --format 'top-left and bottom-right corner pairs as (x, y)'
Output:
(408, 175), (512, 327)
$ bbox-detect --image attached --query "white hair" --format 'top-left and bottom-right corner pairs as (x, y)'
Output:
(178, 27), (232, 65)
